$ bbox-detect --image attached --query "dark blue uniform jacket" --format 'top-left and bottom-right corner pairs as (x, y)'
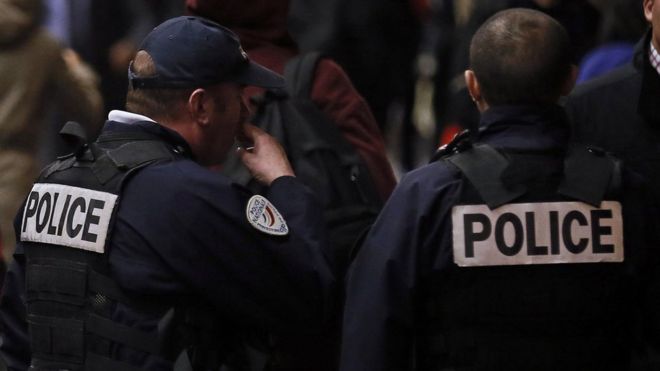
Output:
(339, 105), (660, 371)
(0, 120), (336, 370)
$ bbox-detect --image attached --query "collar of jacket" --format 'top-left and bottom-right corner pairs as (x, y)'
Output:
(632, 30), (660, 124)
(101, 120), (195, 160)
(475, 104), (570, 153)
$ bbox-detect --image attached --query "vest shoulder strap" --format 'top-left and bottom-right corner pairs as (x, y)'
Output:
(446, 144), (526, 209)
(90, 140), (176, 185)
(558, 145), (621, 207)
(43, 138), (176, 188)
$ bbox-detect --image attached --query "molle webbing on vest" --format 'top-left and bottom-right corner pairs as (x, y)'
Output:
(25, 134), (179, 371)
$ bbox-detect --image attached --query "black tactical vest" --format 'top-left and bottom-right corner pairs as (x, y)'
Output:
(419, 136), (637, 371)
(19, 125), (218, 371)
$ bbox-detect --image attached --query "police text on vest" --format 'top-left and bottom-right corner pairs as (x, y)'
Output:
(20, 184), (117, 253)
(452, 201), (624, 267)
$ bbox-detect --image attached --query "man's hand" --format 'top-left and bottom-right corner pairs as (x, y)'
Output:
(238, 124), (295, 186)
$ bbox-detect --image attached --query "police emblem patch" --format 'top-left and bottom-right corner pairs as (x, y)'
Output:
(246, 195), (289, 236)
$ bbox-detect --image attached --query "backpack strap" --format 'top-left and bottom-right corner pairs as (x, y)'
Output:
(558, 145), (621, 207)
(446, 144), (527, 209)
(281, 52), (354, 155)
(283, 52), (323, 99)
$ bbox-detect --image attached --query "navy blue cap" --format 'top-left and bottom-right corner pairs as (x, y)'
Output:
(128, 16), (284, 89)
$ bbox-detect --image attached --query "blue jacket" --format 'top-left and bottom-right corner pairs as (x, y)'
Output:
(0, 119), (336, 370)
(339, 105), (660, 371)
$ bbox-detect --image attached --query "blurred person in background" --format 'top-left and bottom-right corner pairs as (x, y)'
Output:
(290, 0), (420, 134)
(565, 0), (660, 206)
(0, 0), (102, 269)
(289, 0), (422, 172)
(577, 0), (647, 83)
(42, 0), (183, 120)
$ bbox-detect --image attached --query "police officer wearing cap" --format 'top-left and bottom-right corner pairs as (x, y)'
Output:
(340, 8), (660, 371)
(0, 16), (335, 371)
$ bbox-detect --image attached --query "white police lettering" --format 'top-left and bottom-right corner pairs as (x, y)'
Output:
(452, 201), (623, 267)
(246, 195), (288, 236)
(20, 184), (117, 253)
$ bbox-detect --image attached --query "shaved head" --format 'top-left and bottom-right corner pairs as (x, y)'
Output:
(469, 8), (572, 106)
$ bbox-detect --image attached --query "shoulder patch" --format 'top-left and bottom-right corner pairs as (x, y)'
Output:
(246, 195), (289, 236)
(20, 183), (118, 253)
(452, 201), (624, 267)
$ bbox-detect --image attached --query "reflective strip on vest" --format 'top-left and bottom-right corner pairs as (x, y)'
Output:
(452, 201), (624, 267)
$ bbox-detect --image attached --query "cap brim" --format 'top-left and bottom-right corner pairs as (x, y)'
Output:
(232, 61), (285, 89)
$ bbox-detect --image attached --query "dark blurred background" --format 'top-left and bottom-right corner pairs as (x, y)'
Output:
(36, 0), (648, 173)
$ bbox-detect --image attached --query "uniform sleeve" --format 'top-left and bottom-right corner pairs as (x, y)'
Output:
(0, 249), (30, 370)
(111, 168), (336, 334)
(311, 59), (397, 201)
(339, 167), (458, 371)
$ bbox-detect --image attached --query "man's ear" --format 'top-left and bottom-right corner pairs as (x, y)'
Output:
(188, 88), (211, 125)
(644, 0), (654, 23)
(465, 69), (489, 112)
(560, 65), (578, 96)
(465, 69), (481, 103)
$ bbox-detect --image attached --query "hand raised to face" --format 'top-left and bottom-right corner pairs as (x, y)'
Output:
(237, 124), (294, 185)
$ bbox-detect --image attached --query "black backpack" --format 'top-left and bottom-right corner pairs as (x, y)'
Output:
(222, 53), (382, 272)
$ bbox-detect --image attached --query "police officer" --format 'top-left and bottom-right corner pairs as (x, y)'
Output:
(0, 16), (335, 371)
(340, 8), (660, 371)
